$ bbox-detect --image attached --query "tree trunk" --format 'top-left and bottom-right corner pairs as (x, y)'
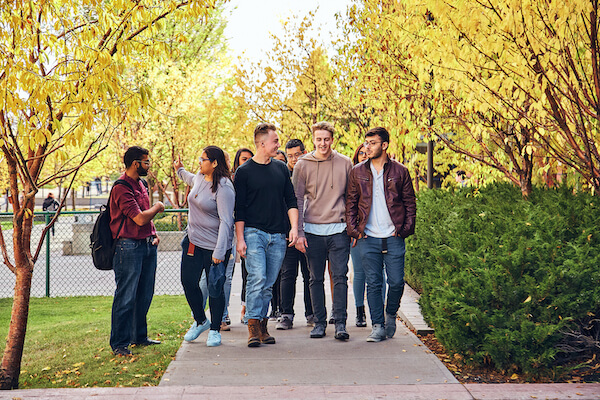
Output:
(0, 263), (33, 389)
(520, 159), (533, 198)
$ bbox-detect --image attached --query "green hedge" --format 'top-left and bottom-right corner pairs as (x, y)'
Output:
(406, 183), (600, 375)
(153, 212), (187, 231)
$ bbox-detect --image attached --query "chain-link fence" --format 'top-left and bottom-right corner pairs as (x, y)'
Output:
(0, 209), (189, 298)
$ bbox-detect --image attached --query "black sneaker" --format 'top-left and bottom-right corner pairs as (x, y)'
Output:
(328, 311), (335, 324)
(356, 306), (367, 327)
(113, 346), (132, 356)
(310, 323), (327, 338)
(334, 323), (350, 340)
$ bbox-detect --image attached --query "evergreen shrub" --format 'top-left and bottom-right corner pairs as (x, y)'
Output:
(405, 183), (600, 375)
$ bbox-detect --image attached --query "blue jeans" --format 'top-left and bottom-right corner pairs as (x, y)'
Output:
(243, 227), (287, 320)
(351, 245), (386, 308)
(358, 236), (405, 326)
(305, 231), (351, 325)
(110, 237), (157, 350)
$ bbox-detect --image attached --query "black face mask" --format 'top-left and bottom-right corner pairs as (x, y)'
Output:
(137, 163), (148, 177)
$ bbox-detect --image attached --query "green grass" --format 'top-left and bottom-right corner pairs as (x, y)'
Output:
(0, 220), (45, 230)
(0, 295), (191, 388)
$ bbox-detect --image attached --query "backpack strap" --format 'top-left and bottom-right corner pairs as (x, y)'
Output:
(140, 178), (149, 195)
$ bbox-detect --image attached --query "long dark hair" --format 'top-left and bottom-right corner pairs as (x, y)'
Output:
(275, 150), (288, 163)
(352, 143), (366, 165)
(203, 146), (231, 193)
(233, 148), (254, 172)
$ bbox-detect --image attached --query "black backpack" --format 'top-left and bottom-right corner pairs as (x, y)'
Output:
(90, 179), (134, 270)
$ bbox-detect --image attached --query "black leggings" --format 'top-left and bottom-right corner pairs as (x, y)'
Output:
(180, 236), (231, 331)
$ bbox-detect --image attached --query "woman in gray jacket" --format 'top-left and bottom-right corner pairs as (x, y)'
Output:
(174, 146), (235, 347)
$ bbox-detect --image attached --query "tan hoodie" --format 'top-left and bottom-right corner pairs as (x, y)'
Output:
(292, 150), (352, 237)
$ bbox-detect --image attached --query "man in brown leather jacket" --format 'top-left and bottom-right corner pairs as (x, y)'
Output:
(345, 127), (416, 342)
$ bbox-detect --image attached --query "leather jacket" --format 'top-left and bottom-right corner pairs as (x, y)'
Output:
(345, 158), (416, 239)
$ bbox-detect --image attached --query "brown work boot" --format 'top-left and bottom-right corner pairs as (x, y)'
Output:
(247, 319), (261, 347)
(259, 318), (276, 344)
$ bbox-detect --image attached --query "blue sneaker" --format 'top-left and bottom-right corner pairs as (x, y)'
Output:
(206, 330), (221, 347)
(184, 319), (210, 342)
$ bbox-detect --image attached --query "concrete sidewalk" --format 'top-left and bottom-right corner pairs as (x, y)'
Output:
(3, 273), (600, 399)
(159, 287), (455, 387)
(4, 383), (600, 399)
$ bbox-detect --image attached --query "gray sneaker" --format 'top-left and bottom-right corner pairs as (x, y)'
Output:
(385, 313), (397, 338)
(310, 323), (326, 338)
(334, 322), (350, 340)
(306, 314), (315, 326)
(276, 316), (293, 330)
(366, 324), (386, 342)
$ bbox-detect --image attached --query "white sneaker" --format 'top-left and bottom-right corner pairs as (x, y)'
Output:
(366, 324), (387, 342)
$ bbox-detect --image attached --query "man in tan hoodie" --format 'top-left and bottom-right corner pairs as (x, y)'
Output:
(292, 121), (352, 340)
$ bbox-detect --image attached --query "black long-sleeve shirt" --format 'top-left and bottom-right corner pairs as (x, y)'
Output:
(234, 158), (297, 234)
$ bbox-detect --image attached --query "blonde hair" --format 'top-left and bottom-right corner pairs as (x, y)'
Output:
(311, 121), (335, 138)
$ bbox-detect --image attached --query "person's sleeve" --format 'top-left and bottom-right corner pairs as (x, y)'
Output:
(234, 168), (247, 223)
(177, 167), (196, 186)
(113, 185), (142, 220)
(291, 163), (305, 236)
(213, 182), (235, 261)
(400, 169), (417, 238)
(345, 168), (360, 238)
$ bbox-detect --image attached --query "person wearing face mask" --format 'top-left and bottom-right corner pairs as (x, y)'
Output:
(109, 146), (165, 356)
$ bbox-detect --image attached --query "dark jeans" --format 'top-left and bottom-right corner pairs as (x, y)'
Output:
(305, 231), (350, 325)
(270, 272), (281, 313)
(358, 235), (406, 325)
(110, 237), (157, 350)
(279, 245), (313, 317)
(180, 235), (231, 331)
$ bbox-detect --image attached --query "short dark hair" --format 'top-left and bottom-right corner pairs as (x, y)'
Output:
(365, 127), (390, 144)
(254, 122), (277, 145)
(124, 146), (149, 168)
(285, 139), (305, 152)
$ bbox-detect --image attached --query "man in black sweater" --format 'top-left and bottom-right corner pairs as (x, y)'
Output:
(234, 123), (299, 347)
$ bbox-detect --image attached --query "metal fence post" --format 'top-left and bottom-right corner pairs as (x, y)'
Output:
(45, 212), (51, 297)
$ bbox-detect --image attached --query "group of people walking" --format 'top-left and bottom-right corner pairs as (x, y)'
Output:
(106, 122), (416, 356)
